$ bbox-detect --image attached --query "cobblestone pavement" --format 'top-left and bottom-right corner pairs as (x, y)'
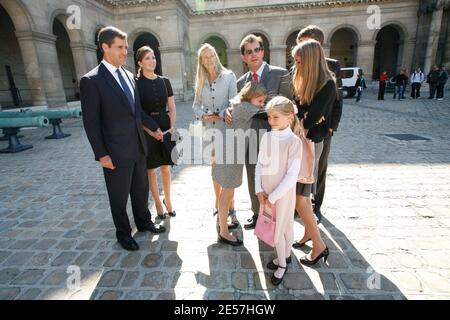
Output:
(0, 92), (449, 300)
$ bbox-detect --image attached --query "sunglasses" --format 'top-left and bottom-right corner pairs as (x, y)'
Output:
(244, 47), (263, 55)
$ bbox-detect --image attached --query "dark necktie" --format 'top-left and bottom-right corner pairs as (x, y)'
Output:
(116, 68), (135, 113)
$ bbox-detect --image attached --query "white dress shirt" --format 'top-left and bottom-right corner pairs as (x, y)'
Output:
(252, 62), (266, 82)
(102, 60), (135, 99)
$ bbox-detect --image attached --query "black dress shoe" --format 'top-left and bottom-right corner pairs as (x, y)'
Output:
(270, 265), (287, 286)
(300, 247), (329, 266)
(138, 223), (166, 234)
(217, 234), (243, 246)
(244, 218), (257, 230)
(292, 238), (311, 249)
(267, 256), (292, 270)
(118, 236), (139, 251)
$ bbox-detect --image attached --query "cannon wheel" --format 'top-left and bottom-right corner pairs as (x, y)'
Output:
(0, 128), (33, 153)
(45, 119), (71, 139)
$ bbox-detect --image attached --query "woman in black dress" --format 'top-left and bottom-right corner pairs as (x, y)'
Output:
(136, 46), (177, 219)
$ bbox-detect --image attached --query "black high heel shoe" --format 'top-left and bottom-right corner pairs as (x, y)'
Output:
(163, 199), (176, 217)
(270, 265), (287, 286)
(155, 203), (167, 220)
(292, 238), (311, 249)
(267, 256), (292, 270)
(299, 247), (329, 266)
(217, 234), (243, 246)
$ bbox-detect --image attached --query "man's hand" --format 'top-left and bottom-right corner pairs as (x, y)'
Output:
(99, 155), (116, 170)
(147, 128), (164, 141)
(224, 107), (234, 125)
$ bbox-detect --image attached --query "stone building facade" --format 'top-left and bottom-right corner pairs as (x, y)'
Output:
(0, 0), (449, 108)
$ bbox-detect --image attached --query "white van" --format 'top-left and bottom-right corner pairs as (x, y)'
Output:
(340, 67), (364, 98)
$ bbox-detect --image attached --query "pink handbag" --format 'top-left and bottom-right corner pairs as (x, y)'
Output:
(254, 203), (276, 247)
(298, 119), (315, 184)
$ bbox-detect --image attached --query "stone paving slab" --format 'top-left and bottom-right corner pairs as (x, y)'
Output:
(0, 93), (449, 300)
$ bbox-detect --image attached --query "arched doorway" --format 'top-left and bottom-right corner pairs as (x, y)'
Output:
(0, 4), (31, 108)
(53, 18), (78, 101)
(133, 33), (162, 76)
(204, 36), (228, 67)
(330, 28), (358, 68)
(373, 25), (403, 80)
(94, 28), (103, 64)
(286, 29), (300, 70)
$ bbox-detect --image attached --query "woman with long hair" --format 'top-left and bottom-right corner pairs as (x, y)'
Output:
(192, 43), (239, 244)
(136, 46), (177, 220)
(291, 39), (337, 265)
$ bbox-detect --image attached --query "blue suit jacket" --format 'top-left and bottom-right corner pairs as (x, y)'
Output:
(80, 63), (159, 167)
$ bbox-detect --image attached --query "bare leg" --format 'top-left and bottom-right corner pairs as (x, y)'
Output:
(213, 180), (221, 210)
(218, 188), (236, 241)
(295, 195), (326, 259)
(148, 169), (164, 215)
(160, 165), (173, 212)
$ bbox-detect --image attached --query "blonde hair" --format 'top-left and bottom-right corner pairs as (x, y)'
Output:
(195, 43), (227, 102)
(231, 81), (267, 105)
(292, 39), (336, 106)
(135, 46), (154, 79)
(266, 96), (301, 136)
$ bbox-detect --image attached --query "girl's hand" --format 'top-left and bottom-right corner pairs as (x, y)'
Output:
(257, 192), (267, 206)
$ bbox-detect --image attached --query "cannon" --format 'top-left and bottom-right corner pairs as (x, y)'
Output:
(0, 116), (49, 153)
(0, 107), (81, 139)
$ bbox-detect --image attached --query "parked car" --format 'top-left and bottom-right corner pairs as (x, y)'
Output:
(341, 67), (363, 98)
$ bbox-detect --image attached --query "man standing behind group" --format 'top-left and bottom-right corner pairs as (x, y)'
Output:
(228, 34), (291, 230)
(80, 27), (166, 252)
(296, 26), (343, 224)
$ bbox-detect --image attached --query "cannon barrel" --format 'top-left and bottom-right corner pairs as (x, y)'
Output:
(0, 107), (81, 119)
(0, 116), (49, 129)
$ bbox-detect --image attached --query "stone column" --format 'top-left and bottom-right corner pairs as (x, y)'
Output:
(70, 42), (98, 80)
(402, 38), (416, 72)
(227, 48), (244, 79)
(16, 31), (67, 108)
(424, 8), (444, 73)
(15, 31), (47, 106)
(270, 45), (287, 69)
(323, 43), (331, 58)
(160, 45), (184, 100)
(357, 41), (376, 80)
(443, 11), (450, 68)
(125, 49), (136, 74)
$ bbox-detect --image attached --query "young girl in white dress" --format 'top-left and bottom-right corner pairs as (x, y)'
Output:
(255, 96), (302, 285)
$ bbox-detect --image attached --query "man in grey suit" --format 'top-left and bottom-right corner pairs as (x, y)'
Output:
(228, 34), (291, 230)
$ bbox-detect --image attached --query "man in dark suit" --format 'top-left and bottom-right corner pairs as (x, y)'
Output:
(228, 34), (291, 230)
(80, 27), (166, 251)
(296, 25), (343, 224)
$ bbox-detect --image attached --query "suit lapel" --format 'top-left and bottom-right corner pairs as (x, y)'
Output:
(260, 64), (270, 88)
(99, 63), (134, 116)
